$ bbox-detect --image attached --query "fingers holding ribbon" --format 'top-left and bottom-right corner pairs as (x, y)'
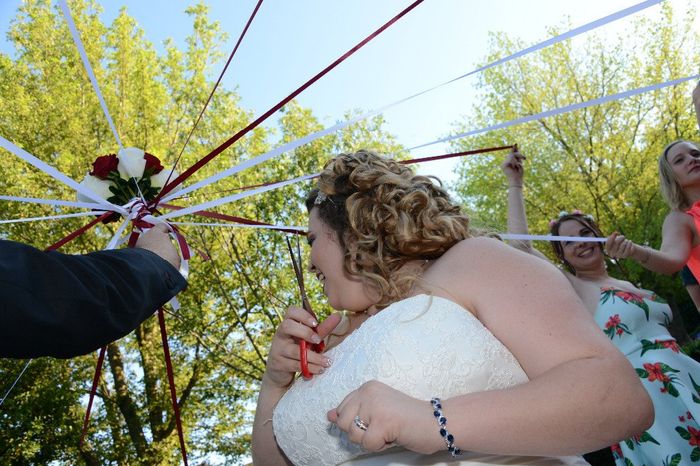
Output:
(502, 144), (525, 185)
(606, 232), (637, 260)
(265, 306), (334, 388)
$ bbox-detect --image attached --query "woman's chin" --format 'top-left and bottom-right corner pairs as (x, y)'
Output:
(325, 293), (342, 311)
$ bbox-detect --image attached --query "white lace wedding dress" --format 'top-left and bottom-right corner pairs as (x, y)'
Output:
(272, 294), (589, 465)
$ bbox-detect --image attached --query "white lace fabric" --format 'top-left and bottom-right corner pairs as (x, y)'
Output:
(272, 294), (588, 466)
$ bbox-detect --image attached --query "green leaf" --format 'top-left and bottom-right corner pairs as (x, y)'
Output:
(669, 453), (681, 466)
(691, 448), (700, 462)
(640, 431), (660, 445)
(667, 382), (680, 398)
(660, 363), (680, 374)
(690, 373), (700, 394)
(638, 300), (650, 320)
(676, 426), (691, 440)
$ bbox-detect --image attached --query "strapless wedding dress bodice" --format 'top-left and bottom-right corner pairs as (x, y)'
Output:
(272, 294), (588, 466)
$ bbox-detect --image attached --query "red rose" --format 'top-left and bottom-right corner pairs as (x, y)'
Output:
(90, 154), (119, 180)
(144, 152), (164, 174)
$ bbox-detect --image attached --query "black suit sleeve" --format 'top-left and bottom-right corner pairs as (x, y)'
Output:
(0, 240), (187, 359)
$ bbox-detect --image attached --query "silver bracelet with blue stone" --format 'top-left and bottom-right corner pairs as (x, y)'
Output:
(430, 397), (462, 457)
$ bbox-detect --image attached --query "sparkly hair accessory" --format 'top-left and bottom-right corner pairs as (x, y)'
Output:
(314, 191), (328, 206)
(549, 209), (594, 227)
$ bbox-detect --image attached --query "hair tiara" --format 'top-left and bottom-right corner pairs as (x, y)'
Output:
(549, 209), (594, 228)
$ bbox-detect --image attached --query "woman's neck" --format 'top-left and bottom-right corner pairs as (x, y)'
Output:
(686, 186), (700, 207)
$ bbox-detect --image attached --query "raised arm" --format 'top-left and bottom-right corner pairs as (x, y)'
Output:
(502, 148), (550, 262)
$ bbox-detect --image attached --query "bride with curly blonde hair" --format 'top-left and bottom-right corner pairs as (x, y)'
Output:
(252, 150), (652, 466)
(309, 150), (471, 309)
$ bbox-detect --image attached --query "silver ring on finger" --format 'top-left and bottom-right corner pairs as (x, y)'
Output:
(353, 415), (369, 431)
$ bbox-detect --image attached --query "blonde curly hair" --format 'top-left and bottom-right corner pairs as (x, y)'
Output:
(658, 139), (700, 210)
(305, 150), (471, 309)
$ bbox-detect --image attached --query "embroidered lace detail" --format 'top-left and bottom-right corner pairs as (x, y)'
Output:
(272, 294), (531, 465)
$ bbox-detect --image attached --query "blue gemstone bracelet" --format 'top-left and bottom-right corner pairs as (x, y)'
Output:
(430, 397), (462, 457)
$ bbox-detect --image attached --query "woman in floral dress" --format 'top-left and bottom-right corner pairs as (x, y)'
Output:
(503, 149), (700, 466)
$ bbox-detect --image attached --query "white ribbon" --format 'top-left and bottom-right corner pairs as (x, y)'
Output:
(0, 195), (113, 210)
(448, 0), (664, 83)
(501, 233), (607, 242)
(171, 222), (306, 231)
(160, 173), (317, 220)
(0, 211), (107, 224)
(104, 215), (132, 251)
(161, 139), (323, 202)
(161, 1), (662, 203)
(0, 136), (124, 213)
(410, 73), (700, 150)
(0, 359), (31, 408)
(58, 0), (122, 149)
(163, 73), (700, 215)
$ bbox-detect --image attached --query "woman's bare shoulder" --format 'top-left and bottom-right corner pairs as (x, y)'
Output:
(430, 237), (564, 290)
(663, 209), (697, 242)
(442, 236), (511, 256)
(440, 236), (551, 267)
(665, 209), (694, 224)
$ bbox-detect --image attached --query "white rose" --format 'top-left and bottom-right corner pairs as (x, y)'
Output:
(77, 174), (113, 203)
(151, 168), (182, 193)
(117, 147), (147, 180)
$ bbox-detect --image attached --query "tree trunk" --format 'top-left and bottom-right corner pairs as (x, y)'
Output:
(106, 342), (147, 456)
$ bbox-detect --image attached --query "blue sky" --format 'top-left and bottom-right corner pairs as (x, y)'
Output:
(0, 0), (685, 186)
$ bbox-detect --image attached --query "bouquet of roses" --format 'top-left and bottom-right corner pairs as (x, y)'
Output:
(77, 147), (179, 206)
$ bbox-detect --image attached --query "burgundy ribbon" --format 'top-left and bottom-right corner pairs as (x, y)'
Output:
(400, 145), (515, 165)
(46, 211), (112, 251)
(78, 346), (106, 449)
(158, 308), (188, 466)
(195, 144), (516, 200)
(153, 0), (425, 205)
(164, 0), (265, 192)
(160, 202), (305, 235)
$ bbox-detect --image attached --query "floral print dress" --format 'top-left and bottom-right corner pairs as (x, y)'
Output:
(596, 288), (700, 466)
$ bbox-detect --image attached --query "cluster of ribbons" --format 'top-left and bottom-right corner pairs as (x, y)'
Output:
(1, 0), (696, 464)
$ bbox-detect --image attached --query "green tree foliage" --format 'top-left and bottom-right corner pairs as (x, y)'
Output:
(452, 3), (700, 336)
(0, 1), (401, 464)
